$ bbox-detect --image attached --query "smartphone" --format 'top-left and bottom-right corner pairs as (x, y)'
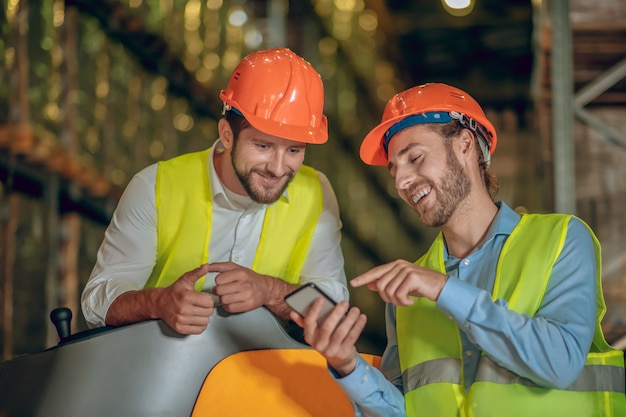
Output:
(284, 283), (337, 326)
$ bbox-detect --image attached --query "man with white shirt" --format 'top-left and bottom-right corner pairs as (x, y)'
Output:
(81, 47), (348, 335)
(292, 83), (625, 417)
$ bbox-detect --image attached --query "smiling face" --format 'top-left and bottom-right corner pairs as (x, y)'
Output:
(388, 124), (471, 227)
(227, 125), (307, 204)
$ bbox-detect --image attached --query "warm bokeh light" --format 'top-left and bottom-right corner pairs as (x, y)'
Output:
(442, 0), (475, 16)
(444, 0), (471, 9)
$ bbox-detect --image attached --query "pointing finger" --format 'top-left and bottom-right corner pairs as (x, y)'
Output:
(350, 264), (392, 287)
(205, 262), (238, 273)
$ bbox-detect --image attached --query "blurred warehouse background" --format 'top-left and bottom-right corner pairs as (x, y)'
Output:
(0, 0), (625, 357)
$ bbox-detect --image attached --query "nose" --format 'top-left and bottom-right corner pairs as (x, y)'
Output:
(394, 165), (417, 192)
(266, 149), (288, 177)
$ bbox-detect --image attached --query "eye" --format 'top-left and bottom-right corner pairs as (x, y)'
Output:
(410, 154), (422, 164)
(288, 146), (305, 155)
(256, 143), (269, 150)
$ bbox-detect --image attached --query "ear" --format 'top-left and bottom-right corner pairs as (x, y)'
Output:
(218, 119), (234, 150)
(456, 129), (476, 162)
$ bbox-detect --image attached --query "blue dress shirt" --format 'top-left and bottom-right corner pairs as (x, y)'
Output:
(335, 202), (597, 417)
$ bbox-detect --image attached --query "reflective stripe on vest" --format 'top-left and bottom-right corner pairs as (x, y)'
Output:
(475, 356), (625, 393)
(402, 358), (462, 392)
(145, 148), (323, 289)
(398, 213), (626, 417)
(402, 355), (625, 394)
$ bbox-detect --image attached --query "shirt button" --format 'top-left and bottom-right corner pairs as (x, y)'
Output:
(233, 256), (240, 262)
(465, 350), (473, 357)
(463, 259), (470, 266)
(362, 376), (368, 383)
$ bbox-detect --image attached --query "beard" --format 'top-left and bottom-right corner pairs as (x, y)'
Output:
(231, 147), (294, 205)
(418, 144), (471, 227)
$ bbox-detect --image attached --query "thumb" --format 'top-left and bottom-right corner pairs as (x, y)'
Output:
(175, 264), (210, 289)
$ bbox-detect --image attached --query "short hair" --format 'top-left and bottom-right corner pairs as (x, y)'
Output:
(224, 110), (251, 142)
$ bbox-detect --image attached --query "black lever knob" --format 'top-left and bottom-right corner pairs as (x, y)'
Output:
(50, 307), (72, 342)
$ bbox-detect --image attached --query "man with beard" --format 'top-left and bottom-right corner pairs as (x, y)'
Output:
(292, 83), (625, 416)
(81, 48), (348, 334)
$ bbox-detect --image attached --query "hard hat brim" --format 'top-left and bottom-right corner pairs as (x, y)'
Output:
(360, 116), (403, 166)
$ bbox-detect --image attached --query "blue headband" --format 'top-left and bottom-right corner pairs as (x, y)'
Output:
(383, 110), (493, 168)
(383, 112), (453, 152)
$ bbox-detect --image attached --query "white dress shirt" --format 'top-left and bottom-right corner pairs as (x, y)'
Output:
(81, 140), (348, 328)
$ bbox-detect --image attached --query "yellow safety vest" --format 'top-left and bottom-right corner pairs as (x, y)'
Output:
(144, 148), (323, 290)
(397, 213), (626, 417)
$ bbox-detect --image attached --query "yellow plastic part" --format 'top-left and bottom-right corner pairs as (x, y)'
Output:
(191, 349), (381, 417)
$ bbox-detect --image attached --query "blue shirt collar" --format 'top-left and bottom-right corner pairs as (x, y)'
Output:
(443, 201), (521, 260)
(482, 201), (521, 244)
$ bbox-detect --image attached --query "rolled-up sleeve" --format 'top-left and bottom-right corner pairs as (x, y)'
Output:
(81, 165), (158, 328)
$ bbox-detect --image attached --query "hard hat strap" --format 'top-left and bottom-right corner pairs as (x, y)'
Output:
(222, 103), (243, 117)
(450, 111), (492, 168)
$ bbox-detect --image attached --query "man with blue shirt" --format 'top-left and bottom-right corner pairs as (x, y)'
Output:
(292, 83), (626, 416)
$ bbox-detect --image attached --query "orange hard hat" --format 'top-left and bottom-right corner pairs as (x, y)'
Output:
(360, 83), (497, 166)
(219, 48), (328, 144)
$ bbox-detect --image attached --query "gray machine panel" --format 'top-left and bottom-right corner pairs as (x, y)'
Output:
(0, 307), (308, 417)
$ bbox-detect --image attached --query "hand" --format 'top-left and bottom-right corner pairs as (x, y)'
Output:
(209, 262), (290, 314)
(290, 298), (367, 377)
(157, 264), (215, 334)
(350, 259), (448, 305)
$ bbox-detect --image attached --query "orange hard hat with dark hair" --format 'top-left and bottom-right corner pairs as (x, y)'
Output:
(219, 48), (328, 144)
(360, 83), (497, 166)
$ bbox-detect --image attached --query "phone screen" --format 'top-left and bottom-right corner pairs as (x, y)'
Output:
(284, 283), (337, 326)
